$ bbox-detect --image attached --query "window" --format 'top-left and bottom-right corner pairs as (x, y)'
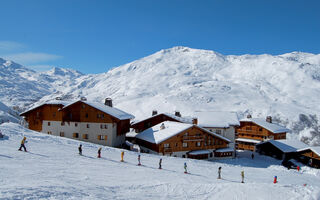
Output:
(85, 113), (88, 118)
(73, 133), (79, 138)
(53, 112), (56, 117)
(47, 131), (52, 135)
(196, 142), (201, 147)
(216, 130), (222, 134)
(61, 121), (65, 126)
(75, 123), (78, 127)
(100, 124), (103, 129)
(97, 135), (107, 141)
(164, 143), (170, 148)
(97, 114), (100, 118)
(82, 104), (85, 109)
(87, 124), (90, 128)
(101, 114), (104, 119)
(48, 122), (51, 126)
(184, 132), (188, 136)
(60, 132), (64, 137)
(183, 143), (188, 148)
(175, 143), (178, 147)
(259, 128), (263, 132)
(82, 134), (88, 139)
(104, 125), (108, 129)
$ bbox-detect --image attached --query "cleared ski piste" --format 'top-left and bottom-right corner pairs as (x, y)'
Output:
(1, 123), (319, 200)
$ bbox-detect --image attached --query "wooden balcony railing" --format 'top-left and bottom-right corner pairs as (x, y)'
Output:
(183, 135), (203, 141)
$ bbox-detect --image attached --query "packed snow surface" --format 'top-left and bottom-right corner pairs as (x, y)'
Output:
(1, 122), (320, 200)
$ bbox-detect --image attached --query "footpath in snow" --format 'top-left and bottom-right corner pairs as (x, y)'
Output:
(0, 122), (320, 200)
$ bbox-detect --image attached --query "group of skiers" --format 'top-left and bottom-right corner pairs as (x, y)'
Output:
(18, 136), (246, 183)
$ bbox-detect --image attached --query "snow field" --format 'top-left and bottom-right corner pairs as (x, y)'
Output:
(0, 122), (320, 200)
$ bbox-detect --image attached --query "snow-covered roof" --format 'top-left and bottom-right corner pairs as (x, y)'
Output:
(61, 100), (134, 120)
(256, 139), (308, 153)
(236, 138), (261, 144)
(240, 118), (290, 134)
(131, 112), (193, 126)
(297, 146), (320, 157)
(136, 121), (193, 144)
(215, 147), (234, 153)
(20, 100), (71, 115)
(194, 111), (239, 128)
(136, 121), (230, 144)
(188, 150), (211, 155)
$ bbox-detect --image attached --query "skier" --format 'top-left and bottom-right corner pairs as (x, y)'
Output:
(121, 151), (124, 162)
(78, 144), (82, 155)
(138, 154), (141, 165)
(159, 158), (162, 169)
(218, 166), (222, 179)
(241, 170), (244, 183)
(184, 162), (188, 174)
(297, 165), (300, 172)
(97, 147), (102, 158)
(251, 153), (254, 159)
(18, 136), (27, 152)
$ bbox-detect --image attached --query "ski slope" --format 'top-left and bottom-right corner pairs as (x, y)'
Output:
(1, 123), (320, 200)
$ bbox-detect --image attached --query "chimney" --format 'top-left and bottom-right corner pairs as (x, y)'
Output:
(105, 98), (113, 107)
(160, 123), (165, 130)
(175, 111), (181, 117)
(152, 110), (158, 116)
(266, 116), (272, 123)
(80, 97), (87, 101)
(192, 118), (198, 125)
(247, 114), (252, 119)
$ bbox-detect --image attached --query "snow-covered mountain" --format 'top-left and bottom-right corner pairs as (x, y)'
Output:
(0, 58), (83, 109)
(0, 101), (19, 124)
(1, 46), (320, 144)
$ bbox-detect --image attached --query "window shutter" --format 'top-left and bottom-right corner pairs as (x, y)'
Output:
(104, 135), (108, 141)
(97, 135), (100, 140)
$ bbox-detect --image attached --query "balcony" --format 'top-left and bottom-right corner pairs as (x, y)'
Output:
(163, 147), (172, 153)
(183, 135), (203, 141)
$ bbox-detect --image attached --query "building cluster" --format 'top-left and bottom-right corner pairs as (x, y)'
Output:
(20, 98), (320, 168)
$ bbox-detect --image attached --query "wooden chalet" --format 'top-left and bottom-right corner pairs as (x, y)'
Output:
(255, 139), (307, 160)
(20, 98), (134, 147)
(296, 147), (320, 168)
(135, 121), (232, 160)
(235, 116), (290, 151)
(130, 111), (195, 133)
(194, 111), (239, 157)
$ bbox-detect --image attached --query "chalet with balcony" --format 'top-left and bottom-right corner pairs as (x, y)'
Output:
(236, 116), (290, 151)
(135, 121), (232, 160)
(20, 98), (134, 147)
(194, 111), (239, 157)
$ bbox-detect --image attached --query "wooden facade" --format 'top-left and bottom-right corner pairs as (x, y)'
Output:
(297, 149), (320, 168)
(136, 125), (229, 159)
(236, 119), (287, 151)
(131, 113), (191, 133)
(21, 104), (65, 132)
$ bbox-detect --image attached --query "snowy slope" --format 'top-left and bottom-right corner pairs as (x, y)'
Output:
(0, 122), (319, 199)
(0, 101), (19, 124)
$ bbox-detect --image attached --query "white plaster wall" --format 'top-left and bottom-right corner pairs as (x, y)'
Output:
(42, 120), (124, 147)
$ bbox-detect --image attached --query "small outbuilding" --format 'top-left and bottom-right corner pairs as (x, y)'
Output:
(255, 139), (308, 160)
(296, 147), (320, 168)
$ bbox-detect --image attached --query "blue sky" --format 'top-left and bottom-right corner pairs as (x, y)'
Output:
(0, 0), (319, 74)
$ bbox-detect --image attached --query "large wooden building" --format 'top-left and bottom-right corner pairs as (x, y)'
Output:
(236, 116), (290, 151)
(20, 98), (134, 147)
(194, 111), (239, 157)
(135, 121), (232, 160)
